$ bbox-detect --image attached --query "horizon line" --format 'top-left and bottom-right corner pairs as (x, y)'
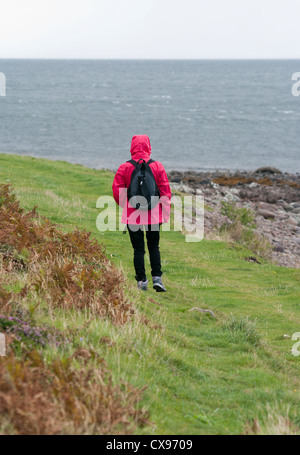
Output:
(0, 57), (300, 61)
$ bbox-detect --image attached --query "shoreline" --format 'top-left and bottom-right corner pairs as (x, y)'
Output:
(1, 151), (299, 176)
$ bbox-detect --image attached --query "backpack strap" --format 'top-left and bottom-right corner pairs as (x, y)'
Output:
(127, 159), (156, 166)
(127, 159), (137, 167)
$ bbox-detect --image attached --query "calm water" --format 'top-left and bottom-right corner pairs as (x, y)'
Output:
(0, 59), (299, 172)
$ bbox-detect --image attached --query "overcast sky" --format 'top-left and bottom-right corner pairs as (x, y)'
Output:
(1, 0), (299, 59)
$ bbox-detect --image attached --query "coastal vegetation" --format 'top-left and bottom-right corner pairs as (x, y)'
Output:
(0, 153), (299, 435)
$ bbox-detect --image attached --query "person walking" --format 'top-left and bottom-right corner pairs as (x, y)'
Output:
(112, 135), (171, 291)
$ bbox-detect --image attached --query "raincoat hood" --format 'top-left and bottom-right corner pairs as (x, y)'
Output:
(130, 135), (152, 160)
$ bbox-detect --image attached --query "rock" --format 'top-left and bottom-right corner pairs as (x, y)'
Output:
(293, 215), (300, 226)
(170, 182), (193, 194)
(283, 204), (294, 212)
(245, 256), (261, 264)
(276, 208), (288, 216)
(273, 244), (285, 252)
(258, 202), (277, 211)
(257, 209), (275, 219)
(188, 308), (216, 318)
(249, 182), (259, 188)
(292, 208), (300, 214)
(254, 166), (282, 174)
(222, 189), (240, 202)
(224, 194), (240, 202)
(286, 218), (298, 227)
(264, 233), (274, 242)
(266, 193), (278, 204)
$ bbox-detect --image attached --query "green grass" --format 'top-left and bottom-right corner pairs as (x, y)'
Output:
(1, 153), (300, 435)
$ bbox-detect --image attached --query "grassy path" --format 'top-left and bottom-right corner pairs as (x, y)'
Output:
(1, 153), (299, 434)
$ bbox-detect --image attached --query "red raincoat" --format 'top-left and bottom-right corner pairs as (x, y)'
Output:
(112, 135), (172, 225)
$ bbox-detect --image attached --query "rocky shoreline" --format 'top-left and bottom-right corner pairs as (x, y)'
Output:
(168, 167), (300, 269)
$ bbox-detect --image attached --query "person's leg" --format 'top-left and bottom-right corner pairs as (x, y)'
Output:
(146, 224), (162, 277)
(146, 224), (166, 292)
(128, 225), (147, 282)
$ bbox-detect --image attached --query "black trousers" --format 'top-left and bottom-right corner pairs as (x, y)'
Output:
(128, 224), (162, 282)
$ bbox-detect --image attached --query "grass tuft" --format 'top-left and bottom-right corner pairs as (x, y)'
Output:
(222, 316), (261, 347)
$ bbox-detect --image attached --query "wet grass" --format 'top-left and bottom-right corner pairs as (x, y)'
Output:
(0, 153), (299, 435)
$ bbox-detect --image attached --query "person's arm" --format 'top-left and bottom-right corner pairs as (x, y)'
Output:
(155, 164), (172, 223)
(112, 164), (127, 207)
(156, 164), (172, 200)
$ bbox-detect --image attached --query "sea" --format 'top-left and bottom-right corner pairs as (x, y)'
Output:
(0, 59), (299, 173)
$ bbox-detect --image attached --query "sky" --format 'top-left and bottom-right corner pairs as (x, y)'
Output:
(0, 0), (299, 59)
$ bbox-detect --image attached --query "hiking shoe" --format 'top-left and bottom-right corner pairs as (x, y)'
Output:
(137, 279), (148, 291)
(152, 276), (166, 292)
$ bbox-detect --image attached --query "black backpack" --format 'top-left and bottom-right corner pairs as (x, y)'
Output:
(127, 159), (160, 211)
